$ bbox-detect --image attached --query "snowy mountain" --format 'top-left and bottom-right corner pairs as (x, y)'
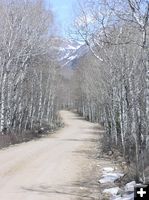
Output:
(58, 40), (88, 68)
(50, 37), (88, 68)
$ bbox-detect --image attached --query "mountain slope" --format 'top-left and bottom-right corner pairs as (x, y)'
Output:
(50, 37), (88, 68)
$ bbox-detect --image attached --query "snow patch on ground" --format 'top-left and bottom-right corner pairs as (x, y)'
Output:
(124, 181), (136, 192)
(103, 167), (114, 172)
(99, 167), (135, 200)
(112, 193), (134, 200)
(103, 187), (120, 195)
(99, 169), (124, 183)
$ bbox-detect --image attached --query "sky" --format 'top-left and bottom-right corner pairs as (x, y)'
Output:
(45, 0), (75, 36)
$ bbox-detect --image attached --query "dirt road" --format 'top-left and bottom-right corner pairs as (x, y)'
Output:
(0, 111), (101, 200)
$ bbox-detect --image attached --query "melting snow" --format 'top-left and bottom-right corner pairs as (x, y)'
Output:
(100, 167), (135, 200)
(99, 172), (124, 183)
(103, 187), (120, 195)
(124, 181), (136, 192)
(112, 193), (134, 200)
(103, 167), (114, 172)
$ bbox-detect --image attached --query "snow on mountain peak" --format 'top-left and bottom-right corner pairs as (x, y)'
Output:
(51, 37), (88, 68)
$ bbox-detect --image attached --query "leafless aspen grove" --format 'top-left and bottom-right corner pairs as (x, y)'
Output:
(0, 0), (61, 146)
(0, 0), (148, 184)
(69, 0), (149, 183)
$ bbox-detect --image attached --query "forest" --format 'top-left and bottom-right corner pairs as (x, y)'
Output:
(0, 0), (61, 147)
(0, 0), (148, 185)
(66, 0), (149, 183)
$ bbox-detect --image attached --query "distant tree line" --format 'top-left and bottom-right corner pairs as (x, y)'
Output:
(71, 0), (149, 183)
